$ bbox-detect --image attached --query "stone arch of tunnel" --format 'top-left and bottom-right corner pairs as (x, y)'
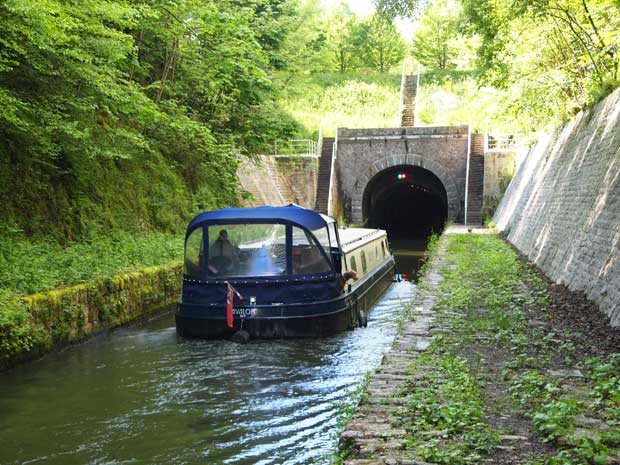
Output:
(362, 165), (450, 237)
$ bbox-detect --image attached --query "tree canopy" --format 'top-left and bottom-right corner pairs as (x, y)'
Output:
(377, 0), (620, 130)
(2, 0), (617, 239)
(280, 3), (407, 74)
(373, 0), (427, 19)
(356, 15), (407, 72)
(0, 0), (301, 238)
(412, 0), (463, 70)
(461, 0), (620, 125)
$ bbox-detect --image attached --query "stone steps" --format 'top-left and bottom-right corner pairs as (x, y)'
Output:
(466, 153), (484, 225)
(314, 137), (335, 214)
(400, 75), (417, 128)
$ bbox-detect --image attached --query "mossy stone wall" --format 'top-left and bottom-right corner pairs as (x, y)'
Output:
(2, 262), (182, 371)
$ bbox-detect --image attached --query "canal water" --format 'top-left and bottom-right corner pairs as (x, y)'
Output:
(0, 247), (424, 465)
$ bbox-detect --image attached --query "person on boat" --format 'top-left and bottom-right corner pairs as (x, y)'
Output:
(210, 229), (239, 273)
(338, 270), (359, 292)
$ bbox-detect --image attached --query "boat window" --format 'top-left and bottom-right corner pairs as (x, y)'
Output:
(312, 226), (333, 260)
(361, 250), (368, 273)
(292, 226), (332, 274)
(327, 222), (339, 249)
(207, 224), (286, 278)
(184, 227), (203, 277)
(381, 241), (386, 258)
(350, 256), (357, 273)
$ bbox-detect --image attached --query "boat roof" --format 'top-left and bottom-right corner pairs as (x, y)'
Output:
(186, 204), (334, 235)
(339, 227), (387, 253)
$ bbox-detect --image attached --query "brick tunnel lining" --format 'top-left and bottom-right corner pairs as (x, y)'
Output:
(362, 165), (448, 237)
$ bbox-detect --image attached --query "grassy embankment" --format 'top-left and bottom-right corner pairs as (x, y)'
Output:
(281, 71), (401, 136)
(390, 234), (620, 464)
(281, 70), (524, 137)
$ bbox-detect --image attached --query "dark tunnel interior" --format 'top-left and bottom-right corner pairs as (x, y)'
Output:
(363, 165), (448, 239)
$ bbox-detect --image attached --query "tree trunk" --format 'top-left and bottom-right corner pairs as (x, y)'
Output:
(156, 36), (179, 103)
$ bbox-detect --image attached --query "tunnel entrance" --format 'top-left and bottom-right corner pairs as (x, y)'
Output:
(363, 165), (448, 238)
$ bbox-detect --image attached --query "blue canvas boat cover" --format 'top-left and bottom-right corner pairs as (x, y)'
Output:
(186, 204), (333, 237)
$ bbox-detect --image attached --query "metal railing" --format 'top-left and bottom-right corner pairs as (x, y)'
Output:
(274, 139), (318, 157)
(327, 127), (338, 216)
(486, 134), (521, 151)
(464, 125), (471, 225)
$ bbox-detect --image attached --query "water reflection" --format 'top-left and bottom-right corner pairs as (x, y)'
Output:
(391, 235), (430, 282)
(0, 282), (415, 465)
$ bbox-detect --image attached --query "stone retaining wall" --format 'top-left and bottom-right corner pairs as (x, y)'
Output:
(482, 150), (524, 221)
(237, 154), (317, 208)
(494, 88), (620, 326)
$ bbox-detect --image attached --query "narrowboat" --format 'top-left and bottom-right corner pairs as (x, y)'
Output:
(175, 205), (395, 339)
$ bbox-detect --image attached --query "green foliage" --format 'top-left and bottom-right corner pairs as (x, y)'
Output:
(460, 0), (516, 87)
(587, 355), (620, 417)
(414, 233), (620, 465)
(373, 0), (426, 19)
(280, 3), (406, 75)
(279, 0), (332, 74)
(435, 234), (529, 339)
(0, 292), (44, 361)
(374, 0), (620, 131)
(414, 70), (513, 131)
(275, 5), (409, 134)
(0, 261), (182, 364)
(461, 0), (620, 128)
(0, 0), (301, 240)
(412, 0), (475, 70)
(533, 398), (583, 442)
(509, 371), (554, 406)
(325, 4), (361, 73)
(399, 351), (500, 464)
(0, 231), (182, 297)
(282, 72), (401, 135)
(355, 15), (406, 72)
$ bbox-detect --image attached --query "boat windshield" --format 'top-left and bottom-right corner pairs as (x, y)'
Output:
(184, 222), (334, 278)
(206, 224), (287, 278)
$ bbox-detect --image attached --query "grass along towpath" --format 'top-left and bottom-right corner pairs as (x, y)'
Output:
(338, 228), (620, 465)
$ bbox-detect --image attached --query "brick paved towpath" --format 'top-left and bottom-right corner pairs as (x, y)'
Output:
(339, 229), (453, 465)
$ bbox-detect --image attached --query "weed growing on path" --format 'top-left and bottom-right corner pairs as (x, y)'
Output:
(398, 349), (500, 464)
(330, 371), (373, 465)
(336, 233), (620, 464)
